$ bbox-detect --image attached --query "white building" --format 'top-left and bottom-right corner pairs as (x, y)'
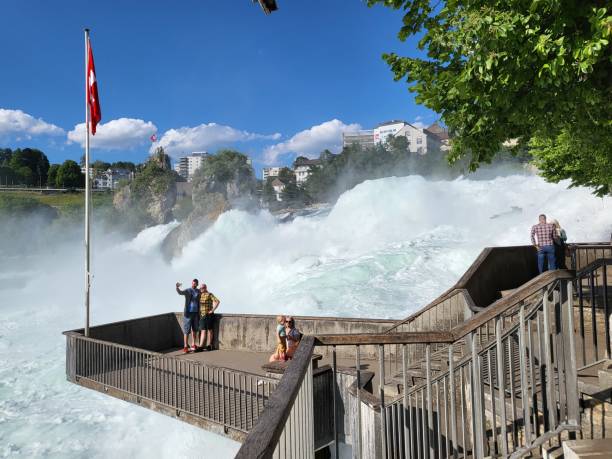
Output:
(262, 167), (282, 181)
(92, 168), (134, 190)
(293, 158), (320, 185)
(342, 130), (375, 149)
(392, 123), (445, 155)
(373, 120), (408, 145)
(175, 152), (209, 181)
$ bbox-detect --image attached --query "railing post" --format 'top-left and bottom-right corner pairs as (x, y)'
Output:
(603, 264), (610, 359)
(425, 344), (433, 459)
(542, 287), (558, 429)
(564, 280), (580, 429)
(379, 344), (387, 459)
(518, 305), (532, 447)
(448, 344), (458, 459)
(332, 345), (339, 459)
(469, 332), (485, 459)
(495, 318), (508, 457)
(402, 344), (409, 459)
(356, 345), (362, 459)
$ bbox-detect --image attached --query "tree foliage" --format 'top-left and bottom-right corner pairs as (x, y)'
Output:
(369, 0), (612, 194)
(0, 148), (50, 186)
(55, 160), (85, 188)
(191, 149), (256, 199)
(130, 148), (175, 200)
(92, 160), (111, 172)
(111, 161), (137, 172)
(304, 141), (462, 202)
(262, 178), (277, 206)
(47, 164), (59, 187)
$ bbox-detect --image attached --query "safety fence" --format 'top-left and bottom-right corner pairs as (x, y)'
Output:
(65, 334), (278, 435)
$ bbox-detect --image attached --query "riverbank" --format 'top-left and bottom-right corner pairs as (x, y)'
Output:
(0, 190), (113, 219)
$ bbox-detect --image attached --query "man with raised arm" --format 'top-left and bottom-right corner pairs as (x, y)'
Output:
(531, 214), (557, 273)
(176, 278), (201, 353)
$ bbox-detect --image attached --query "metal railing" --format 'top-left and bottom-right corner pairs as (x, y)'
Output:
(385, 279), (580, 458)
(385, 289), (475, 335)
(574, 258), (611, 368)
(568, 243), (612, 271)
(233, 251), (609, 458)
(235, 336), (316, 459)
(310, 268), (581, 458)
(65, 333), (278, 434)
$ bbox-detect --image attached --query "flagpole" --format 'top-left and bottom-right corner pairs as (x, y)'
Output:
(84, 28), (91, 337)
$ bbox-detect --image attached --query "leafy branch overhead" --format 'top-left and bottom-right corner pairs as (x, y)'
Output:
(369, 0), (611, 195)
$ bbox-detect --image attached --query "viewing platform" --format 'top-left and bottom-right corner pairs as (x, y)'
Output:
(64, 243), (612, 458)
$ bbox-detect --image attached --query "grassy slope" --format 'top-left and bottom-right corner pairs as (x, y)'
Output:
(0, 191), (114, 217)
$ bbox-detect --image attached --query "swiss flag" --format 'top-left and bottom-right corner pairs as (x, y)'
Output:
(87, 38), (102, 135)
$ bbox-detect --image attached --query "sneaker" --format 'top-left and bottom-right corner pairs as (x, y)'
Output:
(206, 345), (212, 351)
(182, 346), (189, 354)
(190, 345), (197, 352)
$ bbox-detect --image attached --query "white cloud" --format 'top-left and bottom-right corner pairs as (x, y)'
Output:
(0, 108), (64, 137)
(412, 116), (427, 129)
(151, 123), (281, 157)
(263, 119), (362, 164)
(67, 118), (157, 150)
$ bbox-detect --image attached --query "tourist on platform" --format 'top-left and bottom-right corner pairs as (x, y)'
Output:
(269, 315), (288, 362)
(531, 214), (557, 273)
(198, 283), (220, 351)
(285, 317), (302, 359)
(550, 218), (568, 269)
(176, 279), (201, 353)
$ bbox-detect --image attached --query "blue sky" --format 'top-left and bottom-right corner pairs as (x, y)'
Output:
(0, 0), (436, 176)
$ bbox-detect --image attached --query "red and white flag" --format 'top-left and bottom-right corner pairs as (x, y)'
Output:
(87, 38), (102, 135)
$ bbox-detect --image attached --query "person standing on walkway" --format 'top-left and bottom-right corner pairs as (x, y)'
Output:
(531, 214), (557, 273)
(550, 218), (568, 269)
(198, 283), (220, 351)
(176, 279), (201, 353)
(269, 315), (288, 362)
(285, 317), (302, 359)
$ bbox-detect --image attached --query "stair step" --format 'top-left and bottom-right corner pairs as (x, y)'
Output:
(542, 444), (564, 459)
(563, 439), (612, 458)
(598, 363), (612, 388)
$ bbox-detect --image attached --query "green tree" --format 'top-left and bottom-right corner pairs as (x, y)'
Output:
(192, 149), (256, 198)
(278, 167), (299, 204)
(369, 0), (612, 195)
(0, 148), (12, 165)
(150, 147), (172, 170)
(8, 148), (50, 186)
(131, 151), (175, 201)
(263, 177), (278, 207)
(56, 160), (85, 188)
(111, 161), (137, 172)
(92, 160), (111, 172)
(47, 164), (60, 188)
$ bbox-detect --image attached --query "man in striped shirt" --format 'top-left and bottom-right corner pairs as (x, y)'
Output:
(531, 214), (557, 273)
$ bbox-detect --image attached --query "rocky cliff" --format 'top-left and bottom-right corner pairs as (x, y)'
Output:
(161, 150), (256, 259)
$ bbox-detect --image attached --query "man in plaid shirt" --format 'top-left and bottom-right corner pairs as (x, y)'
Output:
(531, 214), (557, 273)
(198, 283), (220, 351)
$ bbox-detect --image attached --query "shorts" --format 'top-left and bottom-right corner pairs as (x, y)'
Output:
(199, 313), (215, 331)
(183, 312), (199, 334)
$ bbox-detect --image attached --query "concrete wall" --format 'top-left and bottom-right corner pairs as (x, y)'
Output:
(212, 313), (397, 360)
(85, 313), (178, 352)
(80, 312), (396, 358)
(334, 369), (381, 459)
(456, 245), (539, 308)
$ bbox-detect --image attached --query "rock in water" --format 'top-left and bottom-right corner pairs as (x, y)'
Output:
(161, 151), (258, 260)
